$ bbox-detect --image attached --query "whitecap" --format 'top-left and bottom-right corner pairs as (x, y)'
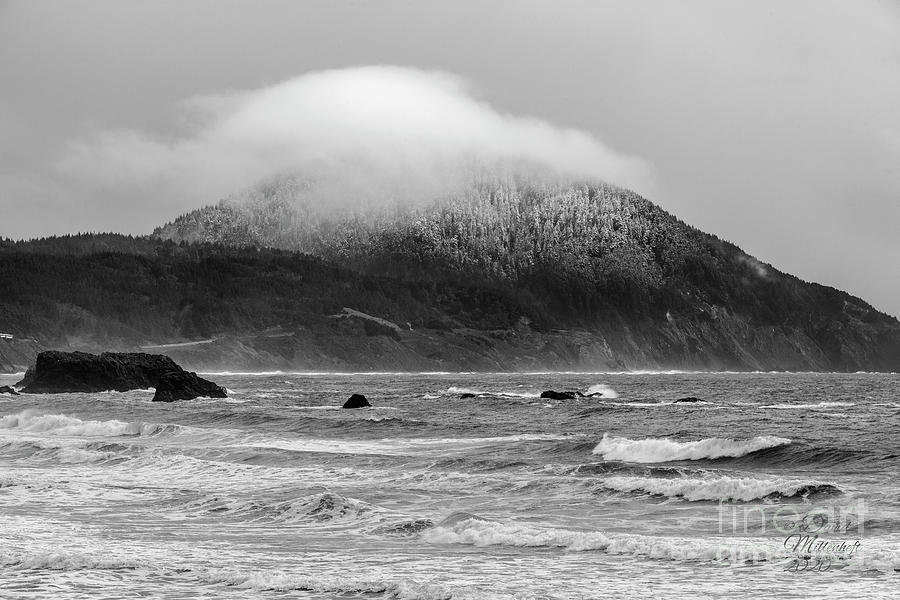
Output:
(585, 384), (618, 398)
(598, 475), (840, 501)
(422, 516), (778, 563)
(445, 386), (540, 398)
(0, 410), (180, 438)
(592, 433), (791, 463)
(758, 401), (856, 410)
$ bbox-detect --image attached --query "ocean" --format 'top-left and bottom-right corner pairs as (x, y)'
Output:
(0, 371), (898, 599)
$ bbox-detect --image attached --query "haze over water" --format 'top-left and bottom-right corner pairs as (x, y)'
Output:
(1, 371), (898, 598)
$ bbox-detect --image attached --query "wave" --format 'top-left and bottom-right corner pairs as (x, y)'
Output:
(585, 384), (618, 398)
(198, 568), (512, 599)
(370, 518), (435, 536)
(597, 475), (841, 502)
(758, 401), (856, 410)
(0, 410), (181, 437)
(241, 433), (573, 457)
(0, 549), (141, 571)
(445, 386), (540, 399)
(423, 516), (900, 572)
(176, 491), (377, 524)
(592, 433), (791, 463)
(712, 443), (890, 468)
(422, 515), (778, 563)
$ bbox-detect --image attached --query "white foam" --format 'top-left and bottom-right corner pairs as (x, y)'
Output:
(0, 410), (175, 437)
(599, 475), (838, 501)
(758, 401), (856, 409)
(0, 549), (141, 570)
(239, 433), (572, 456)
(198, 568), (505, 599)
(592, 433), (791, 462)
(423, 517), (777, 563)
(446, 386), (540, 398)
(585, 384), (618, 398)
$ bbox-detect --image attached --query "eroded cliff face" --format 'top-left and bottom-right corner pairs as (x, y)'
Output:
(119, 307), (900, 374)
(2, 302), (897, 374)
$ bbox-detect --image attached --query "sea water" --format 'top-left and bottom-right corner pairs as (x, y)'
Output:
(0, 372), (898, 599)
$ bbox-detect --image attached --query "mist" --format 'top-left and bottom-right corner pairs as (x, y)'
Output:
(58, 66), (654, 214)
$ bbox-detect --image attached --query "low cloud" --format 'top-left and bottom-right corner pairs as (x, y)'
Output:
(58, 66), (653, 210)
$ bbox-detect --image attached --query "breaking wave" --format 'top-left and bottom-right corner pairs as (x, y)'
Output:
(758, 401), (856, 410)
(0, 410), (181, 437)
(597, 475), (841, 502)
(422, 515), (778, 563)
(0, 549), (141, 571)
(445, 386), (540, 398)
(592, 433), (791, 463)
(585, 384), (618, 398)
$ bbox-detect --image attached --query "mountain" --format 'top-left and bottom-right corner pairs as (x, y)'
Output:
(2, 170), (898, 373)
(152, 169), (900, 372)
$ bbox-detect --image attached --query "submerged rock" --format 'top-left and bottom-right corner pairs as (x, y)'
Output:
(540, 390), (583, 400)
(459, 393), (476, 399)
(15, 350), (226, 402)
(152, 370), (227, 403)
(673, 396), (704, 403)
(0, 385), (18, 395)
(342, 393), (371, 409)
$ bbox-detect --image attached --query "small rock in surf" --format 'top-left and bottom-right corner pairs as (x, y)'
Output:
(540, 390), (583, 400)
(342, 393), (371, 409)
(673, 397), (704, 403)
(0, 385), (18, 395)
(459, 393), (477, 399)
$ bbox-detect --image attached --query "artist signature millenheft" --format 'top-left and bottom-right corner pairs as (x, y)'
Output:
(782, 534), (861, 572)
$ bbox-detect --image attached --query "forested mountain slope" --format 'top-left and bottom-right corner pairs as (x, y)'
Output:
(151, 172), (900, 371)
(1, 170), (897, 373)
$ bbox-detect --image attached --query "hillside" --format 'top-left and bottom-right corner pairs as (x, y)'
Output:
(1, 170), (898, 373)
(150, 171), (900, 371)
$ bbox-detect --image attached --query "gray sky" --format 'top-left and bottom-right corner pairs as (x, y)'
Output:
(1, 0), (899, 317)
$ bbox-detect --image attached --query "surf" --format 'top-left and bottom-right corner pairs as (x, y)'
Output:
(592, 433), (792, 463)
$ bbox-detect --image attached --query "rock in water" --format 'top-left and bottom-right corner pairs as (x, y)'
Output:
(540, 390), (582, 400)
(342, 393), (371, 409)
(0, 385), (18, 395)
(16, 351), (181, 393)
(15, 350), (226, 402)
(459, 393), (476, 399)
(152, 370), (227, 403)
(673, 397), (704, 403)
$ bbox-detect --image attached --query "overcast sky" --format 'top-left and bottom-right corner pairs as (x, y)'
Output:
(1, 0), (899, 316)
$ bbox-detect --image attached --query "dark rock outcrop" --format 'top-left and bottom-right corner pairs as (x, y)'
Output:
(459, 393), (476, 399)
(16, 351), (181, 393)
(15, 350), (226, 402)
(152, 370), (227, 403)
(540, 390), (583, 400)
(342, 393), (371, 409)
(0, 385), (18, 395)
(673, 396), (704, 403)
